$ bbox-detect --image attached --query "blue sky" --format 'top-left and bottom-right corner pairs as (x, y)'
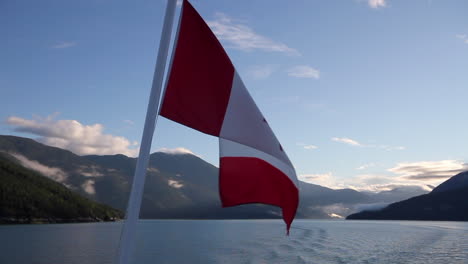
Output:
(2, 0), (468, 191)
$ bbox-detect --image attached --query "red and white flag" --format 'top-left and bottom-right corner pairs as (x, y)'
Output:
(160, 0), (299, 233)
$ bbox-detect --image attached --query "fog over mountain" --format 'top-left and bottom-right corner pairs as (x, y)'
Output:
(347, 171), (468, 221)
(0, 152), (122, 223)
(0, 135), (430, 219)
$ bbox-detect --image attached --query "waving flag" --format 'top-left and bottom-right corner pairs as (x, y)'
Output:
(160, 0), (299, 233)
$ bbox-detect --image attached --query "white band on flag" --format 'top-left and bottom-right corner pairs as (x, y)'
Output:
(220, 138), (298, 186)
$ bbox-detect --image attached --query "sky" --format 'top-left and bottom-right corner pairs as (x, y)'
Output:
(2, 0), (468, 192)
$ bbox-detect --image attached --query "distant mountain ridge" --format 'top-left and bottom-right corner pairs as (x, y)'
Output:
(0, 135), (429, 219)
(347, 171), (468, 221)
(431, 171), (468, 193)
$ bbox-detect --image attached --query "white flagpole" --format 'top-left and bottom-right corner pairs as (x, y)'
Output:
(116, 0), (178, 263)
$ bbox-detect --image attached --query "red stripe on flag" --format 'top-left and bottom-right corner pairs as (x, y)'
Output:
(219, 157), (299, 234)
(160, 0), (234, 136)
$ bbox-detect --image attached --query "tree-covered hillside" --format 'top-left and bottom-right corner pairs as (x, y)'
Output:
(0, 154), (123, 224)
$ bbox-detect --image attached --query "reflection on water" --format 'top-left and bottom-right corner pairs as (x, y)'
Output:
(0, 220), (466, 264)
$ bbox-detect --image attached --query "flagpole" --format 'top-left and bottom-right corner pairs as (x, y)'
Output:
(115, 0), (177, 263)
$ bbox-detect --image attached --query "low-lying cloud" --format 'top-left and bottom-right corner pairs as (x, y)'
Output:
(157, 147), (196, 156)
(10, 153), (67, 182)
(82, 179), (96, 195)
(6, 115), (139, 157)
(77, 165), (104, 177)
(168, 179), (184, 189)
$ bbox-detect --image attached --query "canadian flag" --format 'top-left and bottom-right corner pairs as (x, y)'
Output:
(160, 0), (299, 233)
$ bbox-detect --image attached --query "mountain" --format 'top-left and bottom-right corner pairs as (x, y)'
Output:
(0, 135), (280, 219)
(297, 181), (369, 218)
(431, 171), (468, 193)
(0, 135), (428, 219)
(86, 152), (292, 219)
(299, 181), (369, 206)
(347, 172), (468, 221)
(363, 185), (431, 203)
(0, 153), (122, 224)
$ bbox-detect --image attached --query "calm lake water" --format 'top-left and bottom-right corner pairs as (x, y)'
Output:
(0, 220), (467, 264)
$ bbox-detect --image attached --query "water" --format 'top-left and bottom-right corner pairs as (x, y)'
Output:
(0, 220), (466, 264)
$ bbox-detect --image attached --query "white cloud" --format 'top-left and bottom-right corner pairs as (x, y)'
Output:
(332, 137), (405, 151)
(147, 167), (159, 173)
(299, 172), (335, 187)
(207, 13), (299, 55)
(380, 145), (406, 151)
(456, 34), (468, 44)
(332, 137), (362, 146)
(300, 172), (401, 191)
(82, 179), (96, 195)
(303, 145), (318, 150)
(349, 174), (399, 191)
(300, 159), (468, 192)
(344, 171), (445, 192)
(246, 64), (277, 80)
(6, 115), (139, 157)
(168, 179), (184, 189)
(328, 213), (344, 219)
(287, 65), (320, 79)
(296, 142), (318, 150)
(356, 163), (376, 170)
(299, 170), (437, 192)
(77, 165), (104, 177)
(388, 160), (468, 182)
(52, 41), (76, 49)
(368, 0), (387, 9)
(10, 153), (67, 182)
(157, 147), (196, 156)
(123, 120), (134, 125)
